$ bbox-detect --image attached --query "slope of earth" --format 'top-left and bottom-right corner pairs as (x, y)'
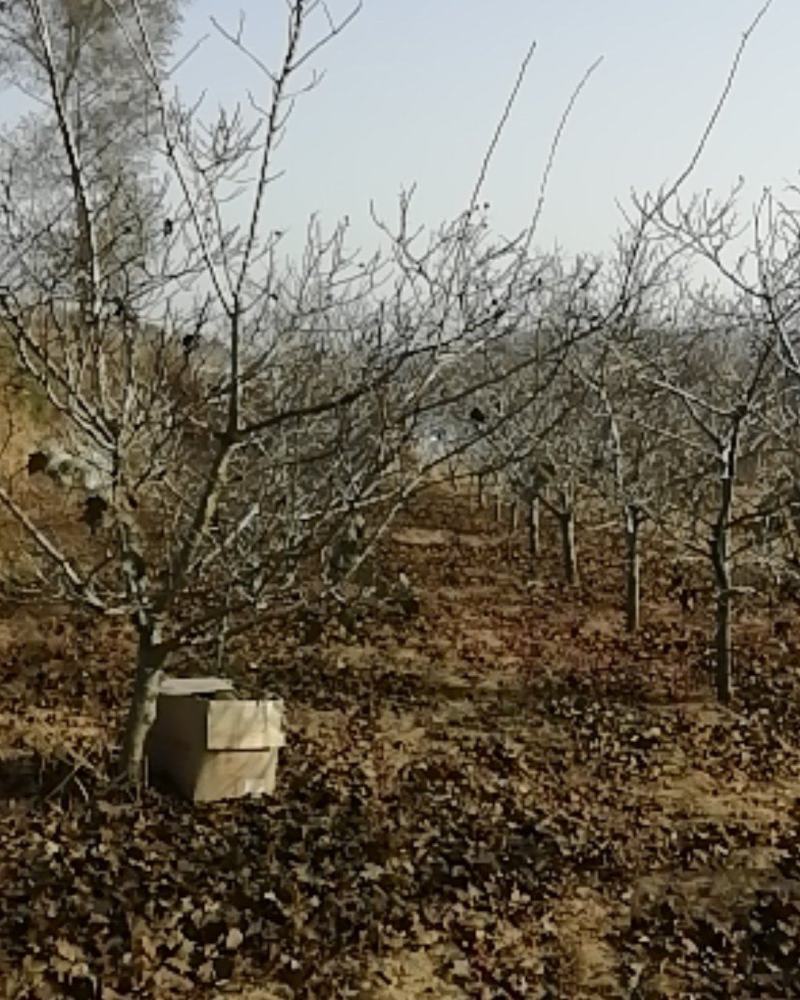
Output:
(2, 480), (800, 997)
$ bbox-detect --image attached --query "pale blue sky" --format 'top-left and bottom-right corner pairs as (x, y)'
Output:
(1, 2), (796, 262)
(170, 0), (797, 260)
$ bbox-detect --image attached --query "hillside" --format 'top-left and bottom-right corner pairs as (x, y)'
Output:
(2, 479), (800, 997)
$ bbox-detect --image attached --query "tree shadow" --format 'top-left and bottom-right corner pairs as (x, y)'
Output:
(0, 750), (101, 803)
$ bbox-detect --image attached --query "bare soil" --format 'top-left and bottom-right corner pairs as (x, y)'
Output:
(2, 481), (800, 998)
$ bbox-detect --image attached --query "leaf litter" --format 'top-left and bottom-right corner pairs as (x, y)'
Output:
(2, 483), (800, 997)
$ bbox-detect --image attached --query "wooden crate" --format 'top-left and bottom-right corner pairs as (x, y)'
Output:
(145, 677), (285, 802)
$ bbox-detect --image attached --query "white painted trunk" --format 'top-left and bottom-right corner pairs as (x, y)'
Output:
(558, 493), (578, 586)
(528, 496), (541, 566)
(625, 506), (641, 632)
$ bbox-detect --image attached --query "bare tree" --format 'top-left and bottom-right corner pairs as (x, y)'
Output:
(0, 0), (187, 315)
(0, 1), (601, 784)
(0, 0), (408, 782)
(573, 268), (685, 629)
(458, 225), (673, 589)
(619, 282), (780, 701)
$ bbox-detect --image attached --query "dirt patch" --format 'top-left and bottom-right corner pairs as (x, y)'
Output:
(4, 481), (800, 996)
(552, 889), (624, 998)
(392, 526), (495, 549)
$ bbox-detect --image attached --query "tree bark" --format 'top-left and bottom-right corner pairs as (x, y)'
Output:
(714, 580), (733, 704)
(120, 623), (167, 785)
(558, 491), (578, 586)
(711, 517), (734, 704)
(527, 495), (541, 574)
(476, 472), (485, 509)
(711, 458), (736, 704)
(624, 504), (641, 632)
(493, 490), (502, 523)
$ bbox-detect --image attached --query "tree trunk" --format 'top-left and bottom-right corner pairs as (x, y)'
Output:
(624, 504), (641, 632)
(711, 460), (736, 704)
(711, 518), (734, 704)
(527, 495), (541, 574)
(476, 472), (485, 509)
(509, 501), (519, 532)
(714, 582), (733, 704)
(558, 494), (578, 586)
(120, 624), (167, 785)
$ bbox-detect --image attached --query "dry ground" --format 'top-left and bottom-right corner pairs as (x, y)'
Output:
(2, 481), (800, 998)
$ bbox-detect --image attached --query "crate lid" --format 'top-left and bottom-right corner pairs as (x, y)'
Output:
(160, 676), (235, 697)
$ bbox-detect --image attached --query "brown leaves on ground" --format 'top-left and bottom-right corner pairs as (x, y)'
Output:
(3, 484), (800, 997)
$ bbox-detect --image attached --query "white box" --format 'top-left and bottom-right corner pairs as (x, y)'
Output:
(145, 676), (285, 802)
